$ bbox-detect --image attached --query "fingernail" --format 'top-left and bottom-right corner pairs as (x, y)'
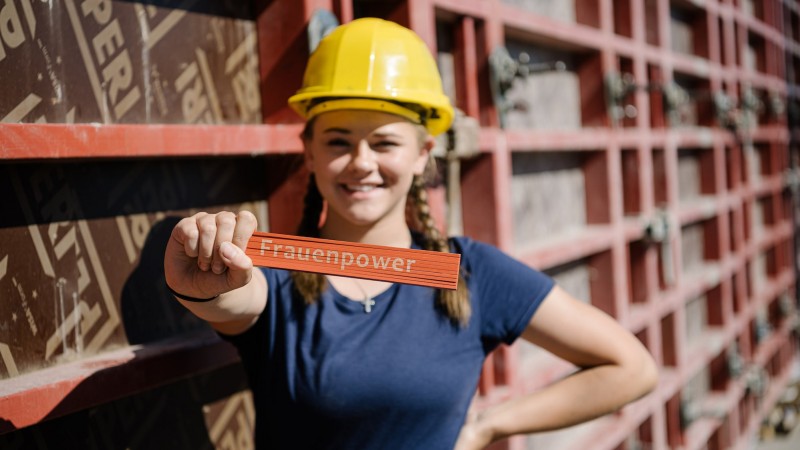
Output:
(199, 262), (210, 271)
(220, 242), (236, 259)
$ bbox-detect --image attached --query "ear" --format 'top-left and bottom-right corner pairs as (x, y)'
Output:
(413, 136), (435, 176)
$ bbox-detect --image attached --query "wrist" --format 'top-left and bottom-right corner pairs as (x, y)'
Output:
(473, 410), (499, 445)
(165, 282), (219, 302)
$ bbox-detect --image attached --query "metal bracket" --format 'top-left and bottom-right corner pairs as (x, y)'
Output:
(489, 46), (565, 127)
(744, 365), (769, 398)
(644, 210), (674, 287)
(768, 92), (786, 118)
(604, 73), (693, 127)
(784, 168), (800, 194)
(307, 9), (339, 53)
(604, 72), (639, 124)
(753, 311), (772, 344)
(431, 109), (481, 237)
(661, 82), (691, 127)
(431, 108), (480, 160)
(727, 343), (745, 378)
(740, 87), (764, 128)
(713, 91), (738, 130)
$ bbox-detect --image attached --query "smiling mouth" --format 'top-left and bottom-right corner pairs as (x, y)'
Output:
(342, 184), (382, 193)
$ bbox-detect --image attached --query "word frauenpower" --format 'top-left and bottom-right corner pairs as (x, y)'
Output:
(245, 232), (460, 289)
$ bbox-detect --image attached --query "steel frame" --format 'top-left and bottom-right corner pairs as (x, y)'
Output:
(1, 1), (799, 449)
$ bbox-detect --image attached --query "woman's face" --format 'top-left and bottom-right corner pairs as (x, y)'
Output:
(304, 109), (432, 228)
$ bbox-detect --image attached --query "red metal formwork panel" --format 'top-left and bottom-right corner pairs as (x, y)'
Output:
(428, 0), (800, 449)
(1, 0), (798, 449)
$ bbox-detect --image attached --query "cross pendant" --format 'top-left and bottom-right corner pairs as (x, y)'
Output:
(362, 297), (376, 313)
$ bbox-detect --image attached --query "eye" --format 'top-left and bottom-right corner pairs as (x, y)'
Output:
(371, 140), (399, 150)
(326, 138), (350, 148)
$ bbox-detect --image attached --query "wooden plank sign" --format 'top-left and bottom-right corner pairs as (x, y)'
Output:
(245, 232), (460, 290)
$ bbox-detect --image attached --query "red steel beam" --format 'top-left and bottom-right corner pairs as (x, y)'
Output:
(0, 123), (303, 159)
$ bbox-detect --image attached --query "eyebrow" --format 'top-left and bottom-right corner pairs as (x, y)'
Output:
(321, 128), (403, 139)
(322, 127), (351, 134)
(370, 132), (403, 138)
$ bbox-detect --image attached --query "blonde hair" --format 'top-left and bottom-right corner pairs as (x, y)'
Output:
(291, 121), (470, 325)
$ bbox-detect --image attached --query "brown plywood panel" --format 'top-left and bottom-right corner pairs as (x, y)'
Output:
(0, 1), (260, 124)
(0, 158), (269, 379)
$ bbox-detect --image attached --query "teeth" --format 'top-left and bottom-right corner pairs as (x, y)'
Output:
(346, 185), (376, 192)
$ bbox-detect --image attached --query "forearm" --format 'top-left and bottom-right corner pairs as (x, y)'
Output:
(480, 361), (656, 441)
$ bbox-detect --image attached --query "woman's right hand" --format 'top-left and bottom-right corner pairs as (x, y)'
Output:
(164, 211), (258, 300)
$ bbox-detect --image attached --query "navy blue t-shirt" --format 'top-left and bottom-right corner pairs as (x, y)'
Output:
(221, 236), (554, 449)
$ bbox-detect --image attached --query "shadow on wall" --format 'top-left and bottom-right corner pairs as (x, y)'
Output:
(121, 215), (210, 345)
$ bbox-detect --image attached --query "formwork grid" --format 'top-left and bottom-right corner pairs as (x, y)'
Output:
(0, 0), (798, 449)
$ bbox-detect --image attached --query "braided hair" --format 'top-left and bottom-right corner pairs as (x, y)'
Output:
(289, 174), (327, 304)
(406, 175), (470, 325)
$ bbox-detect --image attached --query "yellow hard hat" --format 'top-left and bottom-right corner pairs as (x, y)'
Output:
(288, 18), (454, 136)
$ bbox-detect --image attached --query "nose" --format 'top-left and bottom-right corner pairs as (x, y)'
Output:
(350, 140), (377, 173)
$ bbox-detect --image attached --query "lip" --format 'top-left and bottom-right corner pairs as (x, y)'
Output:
(339, 183), (384, 199)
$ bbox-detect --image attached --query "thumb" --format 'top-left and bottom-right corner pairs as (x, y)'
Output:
(219, 241), (253, 288)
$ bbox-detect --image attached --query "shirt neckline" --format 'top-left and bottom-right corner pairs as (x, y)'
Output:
(327, 281), (400, 313)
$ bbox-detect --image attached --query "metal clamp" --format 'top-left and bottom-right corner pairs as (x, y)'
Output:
(489, 46), (566, 127)
(431, 109), (481, 236)
(768, 92), (786, 118)
(713, 91), (739, 130)
(307, 9), (339, 53)
(604, 72), (639, 124)
(432, 108), (480, 160)
(753, 311), (772, 344)
(740, 87), (764, 129)
(727, 343), (745, 378)
(744, 365), (769, 398)
(604, 73), (692, 127)
(644, 210), (674, 287)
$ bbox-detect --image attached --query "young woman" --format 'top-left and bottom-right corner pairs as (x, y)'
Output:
(164, 18), (658, 450)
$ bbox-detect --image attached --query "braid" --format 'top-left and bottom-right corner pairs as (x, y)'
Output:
(408, 175), (471, 325)
(290, 174), (327, 304)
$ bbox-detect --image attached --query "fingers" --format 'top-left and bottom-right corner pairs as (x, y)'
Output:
(171, 210), (257, 275)
(232, 210), (257, 252)
(196, 213), (217, 272)
(219, 241), (253, 289)
(171, 216), (200, 258)
(211, 212), (237, 274)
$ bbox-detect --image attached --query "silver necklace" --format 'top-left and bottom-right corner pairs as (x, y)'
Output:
(352, 279), (376, 313)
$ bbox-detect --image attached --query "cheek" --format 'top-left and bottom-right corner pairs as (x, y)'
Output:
(313, 153), (348, 176)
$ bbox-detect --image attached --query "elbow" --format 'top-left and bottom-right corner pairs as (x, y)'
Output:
(633, 351), (660, 399)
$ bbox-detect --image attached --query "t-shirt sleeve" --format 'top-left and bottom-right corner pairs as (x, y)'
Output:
(456, 238), (555, 347)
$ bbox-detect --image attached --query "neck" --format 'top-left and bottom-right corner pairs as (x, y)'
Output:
(321, 212), (412, 248)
